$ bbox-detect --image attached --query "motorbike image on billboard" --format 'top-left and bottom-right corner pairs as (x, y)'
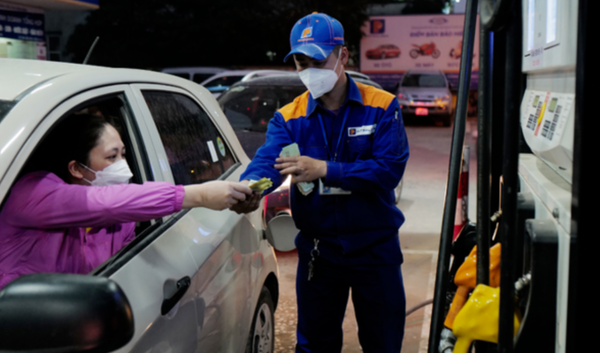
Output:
(360, 15), (479, 90)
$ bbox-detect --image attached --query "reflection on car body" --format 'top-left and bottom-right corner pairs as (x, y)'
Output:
(0, 58), (278, 353)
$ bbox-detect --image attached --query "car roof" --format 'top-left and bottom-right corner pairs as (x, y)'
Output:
(0, 58), (203, 102)
(0, 59), (106, 101)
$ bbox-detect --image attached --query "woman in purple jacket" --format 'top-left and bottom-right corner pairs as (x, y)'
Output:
(0, 114), (252, 289)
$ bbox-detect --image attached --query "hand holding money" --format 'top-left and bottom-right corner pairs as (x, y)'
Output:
(276, 143), (327, 196)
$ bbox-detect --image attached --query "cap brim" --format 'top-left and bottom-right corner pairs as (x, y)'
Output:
(284, 43), (337, 62)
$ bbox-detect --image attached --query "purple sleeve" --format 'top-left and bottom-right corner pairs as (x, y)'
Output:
(4, 172), (185, 229)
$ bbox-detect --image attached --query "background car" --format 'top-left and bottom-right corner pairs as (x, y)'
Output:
(200, 69), (293, 98)
(0, 58), (280, 353)
(217, 72), (404, 224)
(395, 69), (454, 126)
(161, 66), (228, 84)
(366, 44), (401, 59)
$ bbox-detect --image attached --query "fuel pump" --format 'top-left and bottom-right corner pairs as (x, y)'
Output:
(428, 0), (591, 352)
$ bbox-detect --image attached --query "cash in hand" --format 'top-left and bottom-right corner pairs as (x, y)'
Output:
(280, 143), (314, 196)
(248, 178), (273, 193)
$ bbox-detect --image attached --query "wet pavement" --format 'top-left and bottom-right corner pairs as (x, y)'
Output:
(272, 120), (479, 353)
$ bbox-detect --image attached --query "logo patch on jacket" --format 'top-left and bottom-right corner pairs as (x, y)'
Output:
(348, 124), (376, 137)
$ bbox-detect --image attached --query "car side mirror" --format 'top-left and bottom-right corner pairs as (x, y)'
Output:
(0, 274), (134, 353)
(265, 211), (299, 251)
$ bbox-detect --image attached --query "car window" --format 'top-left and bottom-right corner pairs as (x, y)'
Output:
(192, 73), (216, 84)
(0, 100), (16, 123)
(218, 84), (305, 158)
(142, 91), (235, 185)
(402, 74), (447, 88)
(219, 85), (305, 132)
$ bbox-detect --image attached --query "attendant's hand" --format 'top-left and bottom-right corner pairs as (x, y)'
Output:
(274, 156), (327, 183)
(230, 192), (262, 214)
(183, 181), (252, 210)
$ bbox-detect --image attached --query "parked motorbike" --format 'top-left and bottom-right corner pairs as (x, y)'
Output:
(410, 42), (440, 59)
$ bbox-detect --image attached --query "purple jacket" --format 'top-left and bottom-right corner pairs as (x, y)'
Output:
(0, 171), (185, 289)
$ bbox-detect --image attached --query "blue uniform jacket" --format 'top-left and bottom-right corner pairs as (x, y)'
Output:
(241, 77), (409, 264)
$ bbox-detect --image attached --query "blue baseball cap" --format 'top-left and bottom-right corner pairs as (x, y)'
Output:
(284, 13), (345, 62)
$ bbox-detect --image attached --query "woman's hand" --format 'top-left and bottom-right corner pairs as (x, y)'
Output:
(183, 181), (252, 210)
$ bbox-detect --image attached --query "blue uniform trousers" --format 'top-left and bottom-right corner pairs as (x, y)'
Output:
(295, 249), (406, 353)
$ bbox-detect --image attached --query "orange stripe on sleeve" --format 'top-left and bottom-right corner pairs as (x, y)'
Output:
(278, 91), (310, 122)
(356, 81), (395, 110)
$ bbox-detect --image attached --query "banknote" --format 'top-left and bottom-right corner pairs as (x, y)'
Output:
(280, 143), (314, 196)
(248, 178), (273, 193)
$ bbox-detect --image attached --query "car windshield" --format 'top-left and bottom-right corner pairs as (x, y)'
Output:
(402, 74), (447, 88)
(219, 84), (305, 132)
(218, 84), (305, 158)
(0, 100), (16, 124)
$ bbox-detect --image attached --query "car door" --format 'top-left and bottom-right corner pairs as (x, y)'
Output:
(125, 84), (263, 352)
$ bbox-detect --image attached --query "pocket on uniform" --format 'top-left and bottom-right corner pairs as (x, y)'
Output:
(347, 136), (371, 154)
(303, 146), (328, 160)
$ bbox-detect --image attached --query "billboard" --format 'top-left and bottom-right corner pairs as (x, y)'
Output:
(360, 15), (479, 91)
(0, 9), (44, 42)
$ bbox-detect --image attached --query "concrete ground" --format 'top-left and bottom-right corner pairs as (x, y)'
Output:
(272, 117), (479, 353)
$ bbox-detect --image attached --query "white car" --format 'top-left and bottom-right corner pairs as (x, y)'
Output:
(0, 58), (281, 353)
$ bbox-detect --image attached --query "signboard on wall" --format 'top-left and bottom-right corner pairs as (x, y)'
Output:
(0, 9), (44, 42)
(360, 14), (479, 91)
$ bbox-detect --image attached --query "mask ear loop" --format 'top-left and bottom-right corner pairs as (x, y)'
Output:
(78, 162), (96, 185)
(332, 47), (343, 77)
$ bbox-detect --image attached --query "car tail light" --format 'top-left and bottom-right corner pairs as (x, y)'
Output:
(398, 93), (404, 99)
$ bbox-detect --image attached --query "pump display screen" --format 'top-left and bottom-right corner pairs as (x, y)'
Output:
(548, 97), (558, 112)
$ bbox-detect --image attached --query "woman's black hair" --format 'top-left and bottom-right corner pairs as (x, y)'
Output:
(31, 113), (119, 182)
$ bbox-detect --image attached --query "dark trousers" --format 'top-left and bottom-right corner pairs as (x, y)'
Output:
(295, 251), (406, 353)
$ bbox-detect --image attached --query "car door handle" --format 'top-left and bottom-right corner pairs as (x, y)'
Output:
(161, 276), (191, 315)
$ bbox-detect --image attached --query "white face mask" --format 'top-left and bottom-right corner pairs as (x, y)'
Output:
(79, 159), (133, 186)
(298, 48), (342, 99)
